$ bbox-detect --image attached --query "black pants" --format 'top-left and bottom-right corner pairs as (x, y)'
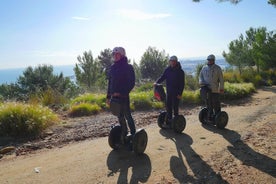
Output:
(118, 97), (136, 136)
(200, 87), (221, 117)
(207, 93), (221, 117)
(166, 93), (180, 120)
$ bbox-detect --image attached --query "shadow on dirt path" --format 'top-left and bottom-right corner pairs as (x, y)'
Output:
(202, 125), (276, 178)
(159, 129), (229, 184)
(106, 150), (152, 184)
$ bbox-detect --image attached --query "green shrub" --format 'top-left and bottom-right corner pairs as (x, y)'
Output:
(185, 75), (199, 91)
(69, 103), (101, 117)
(253, 74), (263, 87)
(130, 102), (135, 111)
(260, 70), (276, 85)
(241, 69), (256, 82)
(195, 63), (204, 80)
(222, 82), (255, 100)
(0, 102), (59, 137)
(267, 79), (273, 86)
(181, 90), (201, 104)
(68, 81), (256, 115)
(131, 91), (153, 110)
(151, 101), (164, 109)
(223, 71), (242, 83)
(29, 88), (68, 109)
(71, 93), (106, 109)
(135, 82), (154, 92)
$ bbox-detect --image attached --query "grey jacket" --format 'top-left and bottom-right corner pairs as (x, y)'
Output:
(199, 64), (224, 93)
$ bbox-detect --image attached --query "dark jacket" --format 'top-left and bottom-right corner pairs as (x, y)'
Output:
(107, 56), (135, 99)
(156, 62), (185, 96)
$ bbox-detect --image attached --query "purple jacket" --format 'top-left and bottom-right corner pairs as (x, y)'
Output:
(107, 56), (135, 99)
(156, 62), (185, 96)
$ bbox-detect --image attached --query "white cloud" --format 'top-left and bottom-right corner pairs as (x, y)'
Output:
(118, 9), (171, 20)
(72, 16), (90, 21)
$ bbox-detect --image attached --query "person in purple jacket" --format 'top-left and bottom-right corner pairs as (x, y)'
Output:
(154, 55), (185, 126)
(106, 47), (136, 142)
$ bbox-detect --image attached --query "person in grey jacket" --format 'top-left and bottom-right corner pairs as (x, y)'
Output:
(199, 54), (224, 120)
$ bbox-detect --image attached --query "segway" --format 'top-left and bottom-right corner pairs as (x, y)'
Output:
(154, 84), (186, 133)
(108, 97), (148, 154)
(198, 86), (228, 129)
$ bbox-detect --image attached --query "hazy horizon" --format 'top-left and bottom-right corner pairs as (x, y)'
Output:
(0, 58), (229, 85)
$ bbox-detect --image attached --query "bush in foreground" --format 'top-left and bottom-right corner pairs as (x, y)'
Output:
(131, 91), (154, 110)
(71, 93), (106, 109)
(0, 102), (59, 137)
(181, 90), (201, 105)
(222, 82), (256, 100)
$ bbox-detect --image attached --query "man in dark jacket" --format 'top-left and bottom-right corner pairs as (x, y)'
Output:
(106, 47), (136, 142)
(155, 55), (185, 126)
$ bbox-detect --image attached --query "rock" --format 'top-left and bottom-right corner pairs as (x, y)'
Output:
(45, 130), (54, 136)
(34, 167), (41, 173)
(0, 146), (16, 154)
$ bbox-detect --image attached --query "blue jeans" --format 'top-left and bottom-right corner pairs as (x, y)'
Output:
(118, 97), (136, 136)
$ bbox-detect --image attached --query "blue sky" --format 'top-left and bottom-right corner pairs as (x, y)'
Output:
(0, 0), (275, 69)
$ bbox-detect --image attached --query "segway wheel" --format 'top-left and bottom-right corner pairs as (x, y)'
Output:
(108, 125), (122, 150)
(157, 111), (167, 129)
(215, 111), (228, 129)
(133, 129), (148, 154)
(199, 108), (208, 124)
(172, 115), (186, 133)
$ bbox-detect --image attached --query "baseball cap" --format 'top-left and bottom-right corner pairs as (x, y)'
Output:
(112, 47), (126, 56)
(207, 54), (215, 61)
(169, 55), (178, 61)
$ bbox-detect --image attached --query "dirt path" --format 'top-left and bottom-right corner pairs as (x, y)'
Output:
(0, 86), (275, 184)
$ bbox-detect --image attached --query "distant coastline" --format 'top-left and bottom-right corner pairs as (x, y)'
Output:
(180, 59), (229, 75)
(0, 65), (75, 85)
(0, 59), (229, 85)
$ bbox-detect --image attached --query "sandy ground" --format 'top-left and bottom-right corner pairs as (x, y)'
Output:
(0, 86), (275, 184)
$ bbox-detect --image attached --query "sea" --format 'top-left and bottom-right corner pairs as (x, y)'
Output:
(0, 59), (229, 85)
(0, 65), (76, 85)
(180, 59), (229, 75)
